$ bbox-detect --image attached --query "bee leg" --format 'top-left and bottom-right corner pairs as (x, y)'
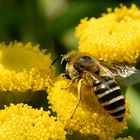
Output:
(61, 76), (79, 90)
(70, 79), (84, 119)
(62, 73), (71, 79)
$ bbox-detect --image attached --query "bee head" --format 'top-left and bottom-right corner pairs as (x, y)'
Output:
(61, 52), (80, 79)
(61, 52), (100, 79)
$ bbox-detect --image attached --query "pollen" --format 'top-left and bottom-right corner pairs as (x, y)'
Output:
(48, 76), (130, 140)
(0, 42), (55, 104)
(76, 4), (140, 64)
(0, 103), (66, 140)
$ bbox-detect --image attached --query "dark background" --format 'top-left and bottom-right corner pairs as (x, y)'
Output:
(0, 0), (140, 139)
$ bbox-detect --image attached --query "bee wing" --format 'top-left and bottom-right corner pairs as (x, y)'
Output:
(98, 61), (140, 86)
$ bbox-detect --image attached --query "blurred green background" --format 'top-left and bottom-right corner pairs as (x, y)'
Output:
(0, 0), (140, 139)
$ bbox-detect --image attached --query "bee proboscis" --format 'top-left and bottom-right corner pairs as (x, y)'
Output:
(52, 52), (140, 122)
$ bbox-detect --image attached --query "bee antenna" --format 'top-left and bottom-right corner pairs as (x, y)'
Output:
(51, 54), (64, 66)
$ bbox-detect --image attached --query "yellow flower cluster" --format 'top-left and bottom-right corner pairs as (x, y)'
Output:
(0, 42), (54, 91)
(76, 4), (140, 64)
(0, 42), (54, 104)
(0, 104), (66, 140)
(48, 76), (130, 140)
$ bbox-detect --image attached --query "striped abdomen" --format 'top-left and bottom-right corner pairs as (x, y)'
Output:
(93, 76), (125, 122)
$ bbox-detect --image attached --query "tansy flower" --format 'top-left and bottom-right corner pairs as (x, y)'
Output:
(48, 75), (130, 140)
(76, 4), (140, 64)
(0, 42), (54, 106)
(0, 103), (66, 140)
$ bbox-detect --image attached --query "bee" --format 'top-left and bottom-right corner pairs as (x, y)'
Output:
(52, 52), (140, 122)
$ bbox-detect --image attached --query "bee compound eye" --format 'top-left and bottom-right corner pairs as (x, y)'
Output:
(61, 58), (69, 69)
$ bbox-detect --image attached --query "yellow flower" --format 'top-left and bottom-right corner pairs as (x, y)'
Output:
(0, 103), (66, 140)
(116, 136), (133, 140)
(48, 76), (130, 140)
(0, 42), (54, 105)
(76, 4), (140, 64)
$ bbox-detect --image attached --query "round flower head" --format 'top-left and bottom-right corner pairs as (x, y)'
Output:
(0, 42), (54, 105)
(76, 4), (140, 64)
(48, 75), (130, 140)
(0, 104), (66, 140)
